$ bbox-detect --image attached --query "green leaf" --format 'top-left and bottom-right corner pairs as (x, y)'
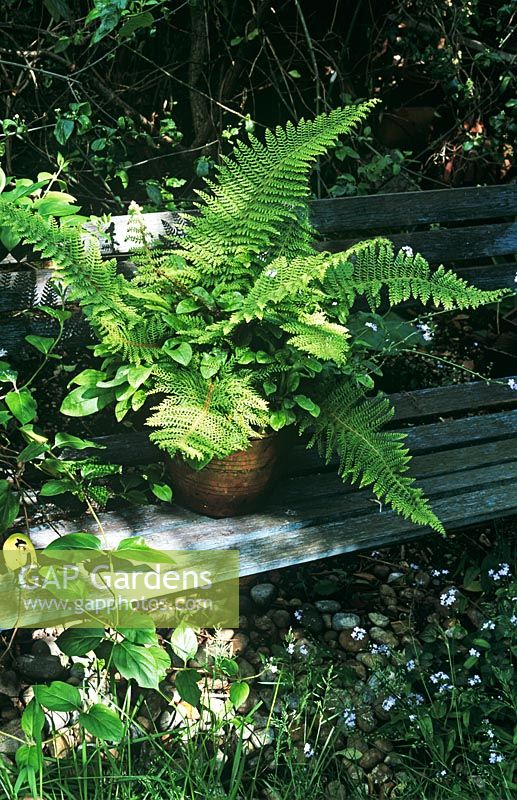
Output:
(175, 669), (201, 707)
(18, 441), (49, 462)
(5, 389), (37, 425)
(0, 490), (20, 533)
(39, 305), (72, 323)
(288, 70), (301, 78)
(112, 641), (164, 689)
(54, 118), (75, 146)
(119, 11), (154, 39)
(79, 704), (124, 742)
(20, 699), (45, 740)
(151, 483), (173, 503)
(15, 744), (41, 771)
(54, 432), (104, 450)
(60, 385), (116, 417)
(269, 410), (288, 431)
(44, 532), (102, 551)
(115, 536), (175, 563)
(127, 366), (153, 389)
(43, 0), (70, 21)
(34, 681), (81, 712)
(40, 479), (76, 497)
(229, 681), (250, 709)
(24, 335), (55, 355)
(169, 342), (193, 366)
(169, 624), (198, 664)
(294, 394), (320, 417)
(56, 627), (105, 657)
(118, 628), (157, 646)
(176, 298), (200, 314)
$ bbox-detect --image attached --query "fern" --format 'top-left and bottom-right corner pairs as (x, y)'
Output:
(324, 239), (505, 311)
(301, 382), (445, 533)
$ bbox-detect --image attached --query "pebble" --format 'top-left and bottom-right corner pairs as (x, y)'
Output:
(369, 627), (399, 648)
(0, 719), (25, 754)
(270, 609), (291, 629)
(253, 615), (276, 636)
(15, 654), (67, 683)
(0, 670), (20, 698)
(359, 748), (384, 770)
(230, 632), (249, 656)
(387, 572), (405, 584)
(325, 780), (347, 800)
(237, 658), (256, 679)
(332, 612), (361, 631)
(314, 600), (342, 613)
(367, 612), (389, 628)
(250, 583), (277, 608)
(298, 604), (324, 635)
(338, 630), (369, 653)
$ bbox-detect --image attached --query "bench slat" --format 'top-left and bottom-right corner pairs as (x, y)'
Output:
(310, 185), (517, 234)
(28, 452), (517, 577)
(320, 222), (517, 262)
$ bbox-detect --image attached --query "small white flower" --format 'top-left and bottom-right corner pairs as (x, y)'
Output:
(469, 648), (480, 658)
(331, 300), (338, 306)
(299, 644), (309, 656)
(400, 245), (414, 258)
(351, 626), (367, 641)
(408, 714), (417, 722)
(128, 200), (143, 214)
(406, 659), (416, 671)
(370, 643), (390, 655)
(510, 614), (517, 625)
(0, 349), (7, 358)
(294, 609), (303, 622)
(440, 588), (458, 607)
(430, 671), (450, 685)
(437, 769), (447, 777)
(507, 378), (517, 391)
(514, 272), (517, 284)
(365, 321), (378, 331)
(468, 674), (482, 686)
(286, 643), (295, 654)
(407, 692), (424, 705)
(303, 742), (314, 758)
(488, 751), (504, 764)
(382, 696), (397, 712)
(268, 663), (278, 674)
(371, 550), (381, 558)
(265, 268), (277, 278)
(342, 709), (356, 729)
(481, 620), (495, 630)
(416, 322), (433, 341)
(487, 728), (495, 739)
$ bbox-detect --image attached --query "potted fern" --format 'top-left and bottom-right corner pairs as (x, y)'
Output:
(0, 104), (504, 527)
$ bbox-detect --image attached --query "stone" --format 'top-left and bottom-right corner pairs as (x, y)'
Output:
(314, 600), (341, 613)
(414, 571), (431, 588)
(239, 594), (254, 616)
(238, 615), (248, 629)
(332, 612), (361, 631)
(387, 572), (405, 584)
(359, 748), (384, 771)
(372, 564), (391, 580)
(250, 583), (277, 608)
(356, 710), (377, 733)
(31, 639), (51, 656)
(373, 737), (394, 753)
(237, 658), (256, 679)
(379, 584), (396, 602)
(217, 629), (235, 641)
(369, 627), (398, 648)
(356, 652), (383, 669)
(370, 763), (394, 784)
(236, 686), (259, 716)
(298, 605), (324, 635)
(322, 614), (332, 630)
(15, 654), (67, 683)
(390, 620), (411, 636)
(271, 609), (291, 629)
(249, 726), (275, 748)
(367, 612), (389, 628)
(323, 630), (338, 642)
(325, 781), (347, 800)
(0, 719), (25, 755)
(338, 630), (369, 653)
(253, 615), (276, 636)
(0, 670), (20, 699)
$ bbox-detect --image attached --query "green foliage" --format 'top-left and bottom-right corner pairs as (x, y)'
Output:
(0, 105), (507, 534)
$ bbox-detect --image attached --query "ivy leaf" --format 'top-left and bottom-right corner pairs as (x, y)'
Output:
(40, 479), (76, 497)
(5, 389), (37, 425)
(119, 11), (154, 39)
(44, 532), (102, 551)
(112, 641), (164, 689)
(79, 704), (124, 742)
(56, 627), (105, 657)
(25, 335), (55, 355)
(151, 483), (173, 503)
(175, 669), (201, 707)
(60, 385), (116, 417)
(229, 681), (250, 709)
(34, 681), (81, 712)
(20, 699), (45, 740)
(54, 432), (104, 450)
(54, 118), (75, 146)
(169, 624), (198, 664)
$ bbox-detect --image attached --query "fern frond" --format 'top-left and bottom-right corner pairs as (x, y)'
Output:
(301, 381), (445, 533)
(281, 312), (350, 363)
(148, 367), (268, 461)
(324, 239), (506, 311)
(177, 103), (378, 280)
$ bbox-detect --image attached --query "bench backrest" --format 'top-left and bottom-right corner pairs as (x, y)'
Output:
(1, 184), (515, 352)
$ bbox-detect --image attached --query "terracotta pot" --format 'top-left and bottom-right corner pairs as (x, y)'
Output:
(167, 434), (283, 518)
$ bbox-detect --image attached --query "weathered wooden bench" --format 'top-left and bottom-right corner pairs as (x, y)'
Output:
(2, 184), (517, 578)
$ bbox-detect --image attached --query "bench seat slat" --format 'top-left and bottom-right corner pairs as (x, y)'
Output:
(320, 222), (517, 262)
(310, 185), (517, 234)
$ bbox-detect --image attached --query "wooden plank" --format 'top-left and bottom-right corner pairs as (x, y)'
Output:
(60, 384), (517, 467)
(27, 457), (517, 577)
(319, 222), (517, 262)
(310, 185), (517, 234)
